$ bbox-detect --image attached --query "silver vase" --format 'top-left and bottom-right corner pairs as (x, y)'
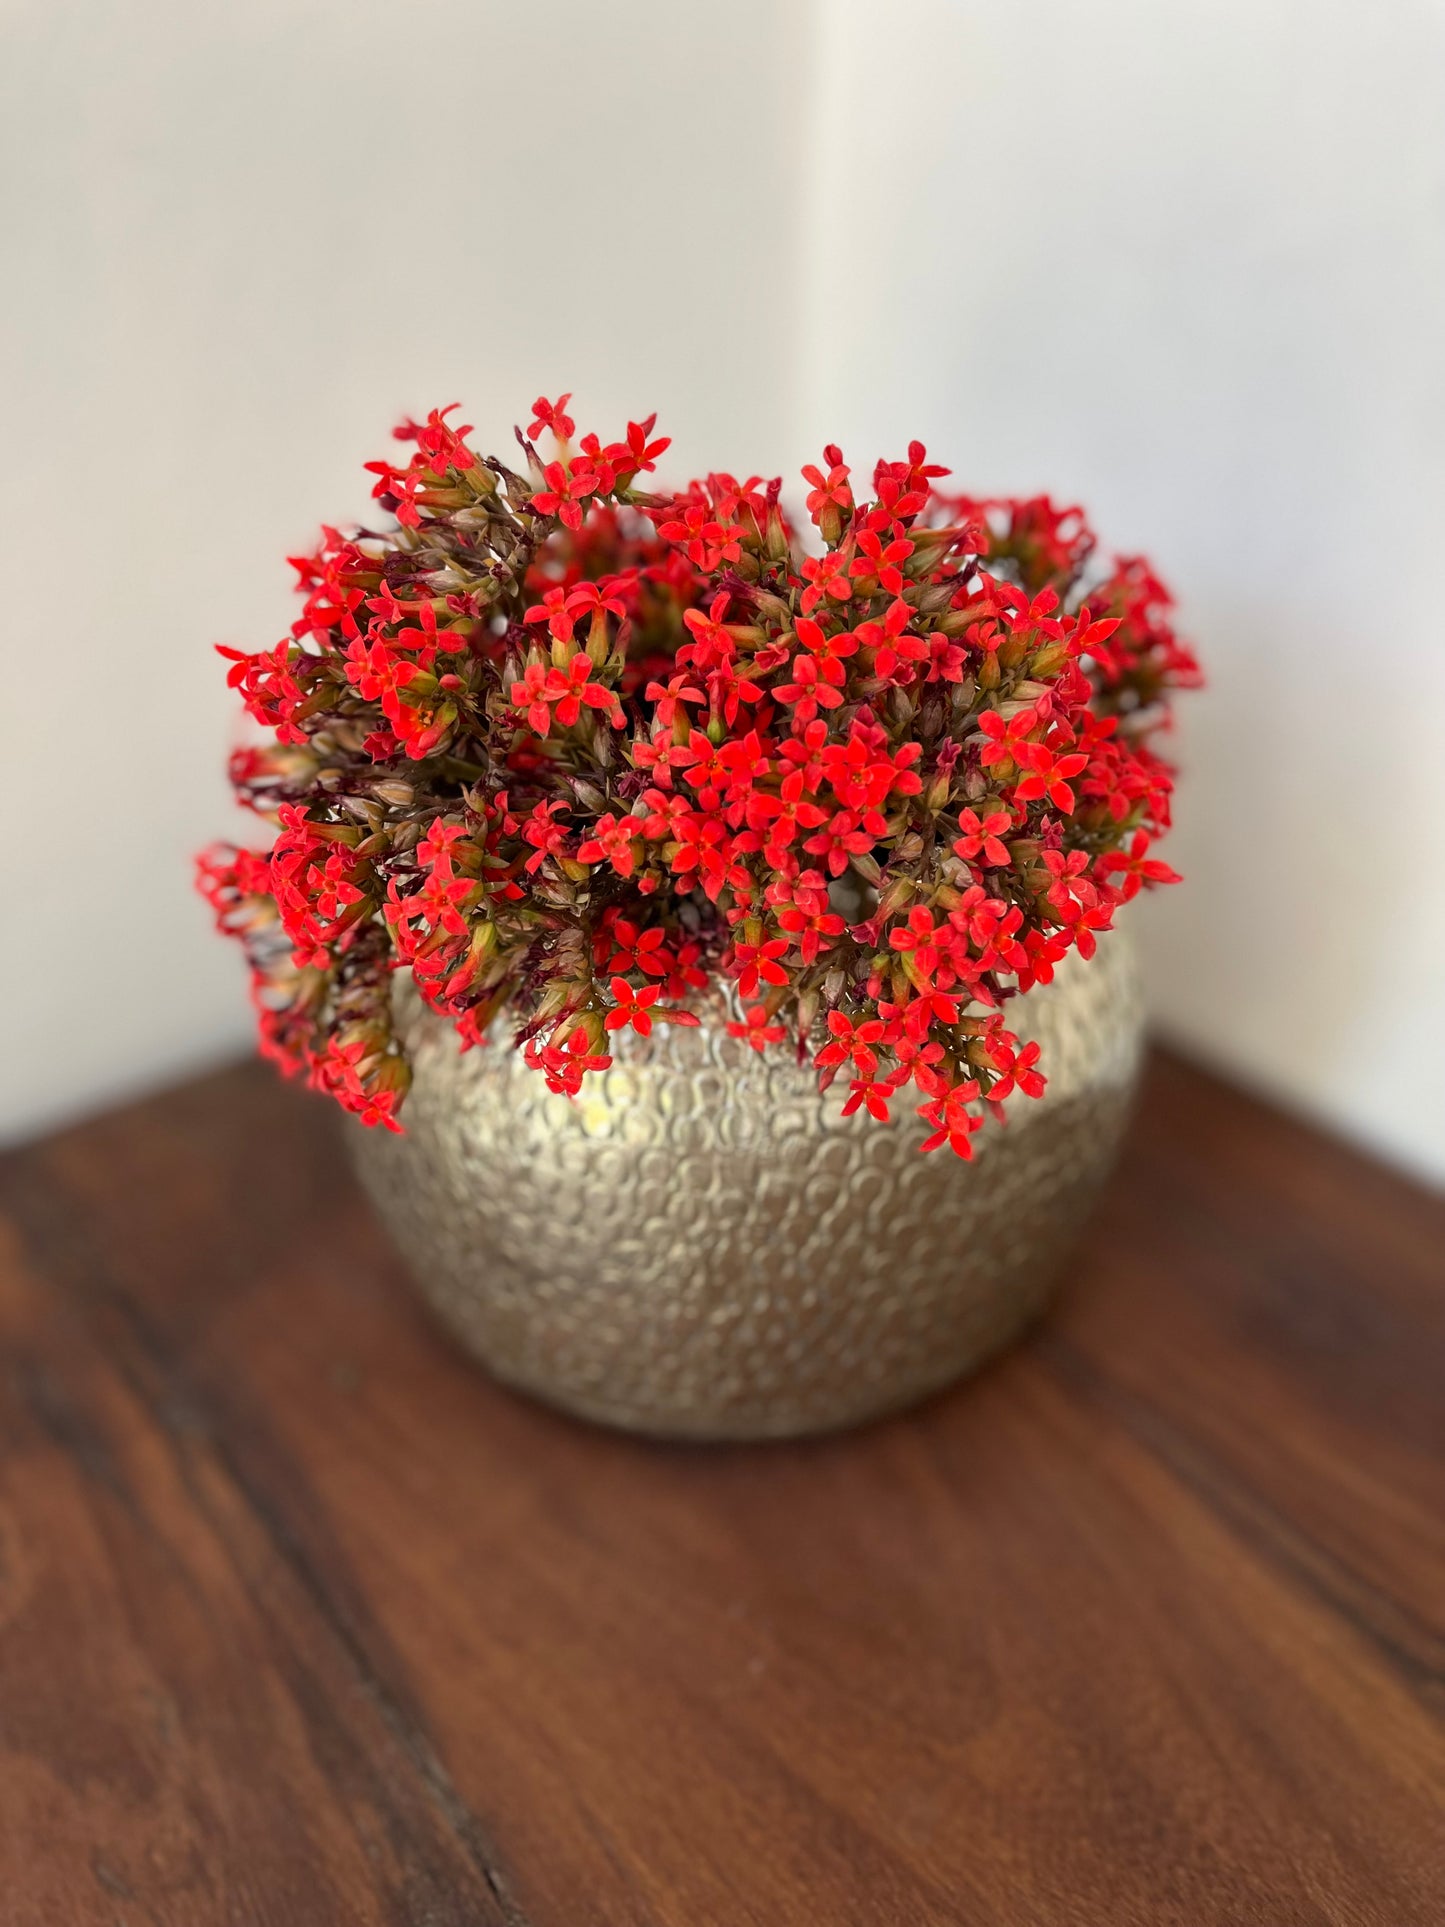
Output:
(352, 931), (1143, 1440)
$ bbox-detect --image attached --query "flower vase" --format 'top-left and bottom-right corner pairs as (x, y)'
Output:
(351, 930), (1143, 1440)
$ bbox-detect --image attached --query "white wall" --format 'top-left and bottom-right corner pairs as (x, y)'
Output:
(0, 0), (812, 1141)
(4, 0), (1443, 1185)
(796, 0), (1445, 1186)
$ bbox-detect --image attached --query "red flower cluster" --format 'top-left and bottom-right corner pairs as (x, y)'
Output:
(199, 401), (1197, 1148)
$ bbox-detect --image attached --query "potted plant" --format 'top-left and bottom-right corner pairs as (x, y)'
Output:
(199, 395), (1198, 1438)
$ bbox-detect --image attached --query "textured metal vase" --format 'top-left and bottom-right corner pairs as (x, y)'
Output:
(353, 932), (1143, 1440)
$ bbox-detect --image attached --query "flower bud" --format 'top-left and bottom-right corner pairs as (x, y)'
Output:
(572, 778), (609, 814)
(911, 577), (955, 614)
(370, 1052), (412, 1100)
(1030, 641), (1070, 677)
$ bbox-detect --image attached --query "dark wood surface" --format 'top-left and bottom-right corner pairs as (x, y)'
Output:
(1, 1051), (1441, 1926)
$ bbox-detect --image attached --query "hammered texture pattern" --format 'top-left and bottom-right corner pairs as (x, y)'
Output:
(352, 932), (1143, 1439)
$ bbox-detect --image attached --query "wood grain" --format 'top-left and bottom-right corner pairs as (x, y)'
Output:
(0, 1051), (1441, 1925)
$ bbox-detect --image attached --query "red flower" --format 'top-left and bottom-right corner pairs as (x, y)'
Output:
(394, 404), (477, 476)
(817, 1009), (886, 1077)
(610, 414), (670, 477)
(343, 635), (417, 707)
(1096, 831), (1182, 900)
(984, 1038), (1045, 1103)
(511, 661), (555, 736)
(976, 707), (1041, 772)
(953, 808), (1012, 868)
(774, 894), (845, 965)
(577, 812), (641, 878)
(526, 1025), (612, 1096)
(527, 393), (575, 441)
(888, 906), (942, 975)
(732, 935), (790, 999)
(644, 671), (704, 726)
(727, 1004), (787, 1051)
(918, 1082), (984, 1158)
(1012, 736), (1089, 813)
(793, 615), (859, 672)
(596, 918), (669, 977)
(745, 770), (828, 857)
(604, 976), (661, 1036)
(849, 526), (913, 596)
(799, 547), (853, 611)
(520, 799), (572, 873)
(775, 652), (845, 722)
(510, 653), (623, 734)
(680, 592), (735, 665)
(529, 458), (599, 531)
(522, 586), (578, 643)
(802, 458), (852, 520)
(655, 499), (742, 570)
(853, 597), (924, 682)
(841, 1077), (893, 1124)
(803, 808), (873, 877)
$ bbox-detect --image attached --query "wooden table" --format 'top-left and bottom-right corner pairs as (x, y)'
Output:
(1, 1052), (1441, 1925)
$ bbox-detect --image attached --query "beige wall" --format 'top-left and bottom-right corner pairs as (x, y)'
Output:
(0, 0), (814, 1138)
(796, 0), (1445, 1184)
(4, 0), (1443, 1184)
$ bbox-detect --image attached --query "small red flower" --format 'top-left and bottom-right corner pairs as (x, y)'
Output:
(645, 671), (705, 726)
(604, 976), (661, 1036)
(527, 393), (575, 441)
(817, 1010), (887, 1077)
(798, 547), (853, 611)
(918, 1081), (984, 1157)
(610, 414), (670, 476)
(802, 458), (852, 521)
(510, 653), (623, 735)
(849, 526), (913, 596)
(985, 1039), (1045, 1103)
(732, 936), (790, 999)
(577, 812), (641, 879)
(522, 586), (578, 643)
(841, 1078), (892, 1123)
(888, 906), (942, 980)
(953, 808), (1012, 868)
(1012, 737), (1089, 813)
(775, 652), (845, 722)
(526, 1024), (612, 1096)
(1096, 830), (1182, 900)
(727, 1004), (787, 1051)
(656, 500), (742, 570)
(803, 809), (873, 877)
(593, 919), (669, 978)
(976, 707), (1041, 772)
(529, 458), (599, 531)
